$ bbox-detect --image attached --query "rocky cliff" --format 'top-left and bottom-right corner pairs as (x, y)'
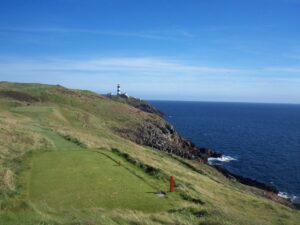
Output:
(113, 97), (222, 162)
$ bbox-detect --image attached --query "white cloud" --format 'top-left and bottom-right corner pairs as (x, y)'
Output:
(1, 56), (300, 79)
(0, 27), (194, 41)
(264, 67), (300, 73)
(0, 57), (244, 75)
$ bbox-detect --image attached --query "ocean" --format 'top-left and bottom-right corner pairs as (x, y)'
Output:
(150, 101), (300, 203)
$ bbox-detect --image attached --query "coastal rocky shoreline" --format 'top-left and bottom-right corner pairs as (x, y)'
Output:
(213, 165), (278, 193)
(115, 97), (298, 209)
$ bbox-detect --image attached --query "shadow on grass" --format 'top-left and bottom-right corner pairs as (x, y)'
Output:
(97, 149), (164, 192)
(108, 148), (206, 206)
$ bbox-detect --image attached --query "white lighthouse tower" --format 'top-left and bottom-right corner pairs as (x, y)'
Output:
(117, 84), (121, 96)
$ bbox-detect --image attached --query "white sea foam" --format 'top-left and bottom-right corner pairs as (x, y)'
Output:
(278, 192), (289, 199)
(278, 192), (299, 203)
(208, 155), (237, 165)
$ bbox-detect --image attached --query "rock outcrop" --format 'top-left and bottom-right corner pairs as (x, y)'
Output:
(116, 118), (221, 162)
(109, 95), (164, 117)
(133, 102), (164, 117)
(214, 165), (279, 193)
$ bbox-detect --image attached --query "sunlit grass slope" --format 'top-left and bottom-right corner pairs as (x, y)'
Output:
(20, 150), (179, 212)
(0, 82), (299, 225)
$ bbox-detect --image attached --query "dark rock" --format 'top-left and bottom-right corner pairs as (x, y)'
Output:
(116, 119), (220, 162)
(293, 202), (300, 210)
(213, 165), (279, 194)
(109, 96), (164, 117)
(133, 102), (164, 117)
(199, 148), (222, 158)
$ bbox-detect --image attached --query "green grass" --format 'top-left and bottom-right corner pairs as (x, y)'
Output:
(22, 125), (83, 150)
(19, 149), (179, 213)
(11, 106), (54, 114)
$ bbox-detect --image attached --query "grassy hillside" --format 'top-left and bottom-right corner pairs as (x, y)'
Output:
(0, 82), (299, 225)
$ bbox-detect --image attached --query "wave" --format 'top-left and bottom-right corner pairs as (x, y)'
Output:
(208, 155), (237, 165)
(278, 192), (299, 203)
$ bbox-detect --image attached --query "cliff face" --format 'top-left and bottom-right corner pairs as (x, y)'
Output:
(114, 97), (221, 162)
(109, 95), (165, 117)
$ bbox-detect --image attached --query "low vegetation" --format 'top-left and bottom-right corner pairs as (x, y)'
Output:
(0, 82), (299, 225)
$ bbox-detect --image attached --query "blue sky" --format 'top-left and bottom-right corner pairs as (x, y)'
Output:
(0, 0), (300, 103)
